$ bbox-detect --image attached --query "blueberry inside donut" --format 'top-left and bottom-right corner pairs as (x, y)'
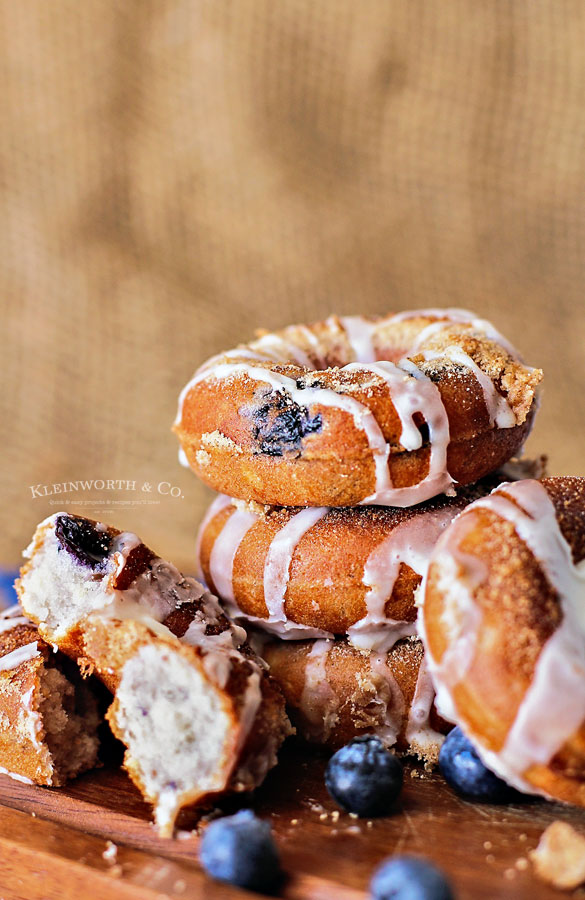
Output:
(55, 515), (113, 569)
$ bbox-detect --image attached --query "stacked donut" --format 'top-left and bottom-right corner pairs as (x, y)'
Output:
(175, 309), (542, 765)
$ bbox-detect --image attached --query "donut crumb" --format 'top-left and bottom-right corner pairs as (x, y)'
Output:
(201, 430), (243, 455)
(529, 821), (585, 890)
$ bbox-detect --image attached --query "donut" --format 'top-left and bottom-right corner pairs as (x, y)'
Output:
(17, 513), (291, 835)
(197, 493), (460, 648)
(421, 476), (585, 805)
(174, 309), (542, 508)
(196, 467), (545, 649)
(0, 605), (102, 786)
(260, 637), (449, 763)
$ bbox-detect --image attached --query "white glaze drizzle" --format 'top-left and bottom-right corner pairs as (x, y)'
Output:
(368, 652), (406, 746)
(251, 333), (313, 368)
(419, 511), (488, 724)
(389, 307), (519, 358)
(297, 324), (322, 351)
(345, 358), (455, 505)
(112, 532), (143, 578)
(425, 479), (585, 795)
(194, 494), (232, 582)
(0, 616), (30, 634)
(299, 639), (338, 741)
(208, 502), (258, 603)
(232, 669), (262, 755)
(0, 604), (27, 620)
(0, 642), (40, 671)
(349, 506), (459, 652)
(339, 316), (377, 363)
(422, 347), (516, 428)
(20, 685), (43, 751)
(0, 604), (31, 634)
(194, 348), (276, 373)
(0, 766), (33, 785)
(263, 508), (329, 623)
(404, 654), (443, 755)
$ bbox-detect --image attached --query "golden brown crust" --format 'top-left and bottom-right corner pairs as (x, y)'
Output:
(423, 476), (585, 804)
(0, 623), (100, 786)
(175, 312), (541, 507)
(261, 638), (449, 758)
(0, 625), (53, 784)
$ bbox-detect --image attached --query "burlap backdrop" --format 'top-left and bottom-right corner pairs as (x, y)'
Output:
(2, 1), (585, 569)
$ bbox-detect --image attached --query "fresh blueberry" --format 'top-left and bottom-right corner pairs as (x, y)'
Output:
(251, 392), (322, 457)
(370, 856), (454, 900)
(55, 515), (112, 569)
(325, 735), (403, 817)
(199, 809), (282, 892)
(439, 727), (516, 802)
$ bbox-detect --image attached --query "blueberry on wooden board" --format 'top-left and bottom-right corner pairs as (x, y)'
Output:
(325, 735), (403, 817)
(199, 809), (282, 892)
(439, 726), (518, 802)
(55, 515), (112, 569)
(370, 856), (454, 900)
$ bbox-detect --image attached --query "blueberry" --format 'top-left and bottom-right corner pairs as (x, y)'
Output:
(199, 809), (281, 892)
(325, 736), (403, 817)
(251, 391), (322, 457)
(55, 515), (112, 569)
(370, 856), (453, 900)
(439, 727), (516, 802)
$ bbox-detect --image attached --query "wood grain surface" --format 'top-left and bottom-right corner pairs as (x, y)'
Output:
(0, 743), (583, 899)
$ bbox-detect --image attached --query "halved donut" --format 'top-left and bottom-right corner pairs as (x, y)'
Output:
(260, 637), (449, 763)
(17, 512), (291, 835)
(197, 478), (511, 649)
(175, 309), (542, 508)
(421, 476), (585, 805)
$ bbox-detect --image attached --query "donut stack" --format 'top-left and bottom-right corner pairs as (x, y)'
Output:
(175, 309), (542, 765)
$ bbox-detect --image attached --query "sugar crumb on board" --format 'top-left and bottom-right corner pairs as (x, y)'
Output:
(102, 841), (118, 864)
(529, 821), (585, 890)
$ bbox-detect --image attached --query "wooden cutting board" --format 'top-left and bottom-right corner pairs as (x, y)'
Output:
(0, 743), (582, 900)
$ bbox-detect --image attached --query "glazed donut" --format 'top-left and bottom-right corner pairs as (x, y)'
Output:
(196, 479), (507, 650)
(260, 637), (449, 763)
(0, 605), (102, 786)
(421, 476), (585, 805)
(175, 309), (542, 508)
(17, 513), (291, 835)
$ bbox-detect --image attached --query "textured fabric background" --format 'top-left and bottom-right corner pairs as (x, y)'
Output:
(2, 1), (585, 569)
